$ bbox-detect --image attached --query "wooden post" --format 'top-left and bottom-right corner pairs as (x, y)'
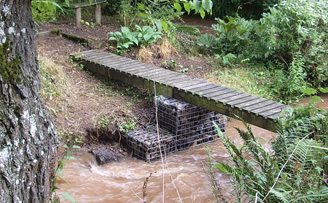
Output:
(95, 4), (101, 24)
(76, 7), (81, 28)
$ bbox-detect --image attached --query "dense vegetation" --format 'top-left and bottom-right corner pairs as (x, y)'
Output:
(208, 101), (328, 202)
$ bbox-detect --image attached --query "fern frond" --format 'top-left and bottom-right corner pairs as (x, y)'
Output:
(270, 188), (293, 203)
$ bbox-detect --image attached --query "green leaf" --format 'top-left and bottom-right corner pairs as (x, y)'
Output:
(193, 0), (201, 12)
(121, 27), (130, 35)
(72, 145), (81, 149)
(63, 144), (69, 149)
(215, 163), (228, 174)
(138, 12), (147, 18)
(161, 20), (168, 32)
(304, 145), (328, 150)
(62, 192), (76, 203)
(199, 7), (205, 19)
(202, 0), (213, 12)
(143, 34), (152, 42)
(137, 3), (145, 10)
(154, 20), (162, 32)
(319, 87), (328, 93)
(301, 88), (316, 95)
(184, 2), (191, 14)
(309, 96), (323, 105)
(174, 3), (182, 12)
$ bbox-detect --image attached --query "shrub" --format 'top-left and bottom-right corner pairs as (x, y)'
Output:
(208, 104), (328, 202)
(108, 25), (162, 53)
(32, 0), (61, 22)
(199, 0), (328, 103)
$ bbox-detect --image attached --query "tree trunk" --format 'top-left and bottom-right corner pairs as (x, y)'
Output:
(0, 1), (58, 202)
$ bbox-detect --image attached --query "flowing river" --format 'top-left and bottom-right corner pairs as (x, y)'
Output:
(57, 95), (327, 203)
(56, 118), (278, 203)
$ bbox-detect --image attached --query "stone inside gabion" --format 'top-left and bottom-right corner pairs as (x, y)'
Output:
(123, 96), (227, 161)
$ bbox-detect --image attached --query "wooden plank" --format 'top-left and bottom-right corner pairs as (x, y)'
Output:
(203, 88), (236, 98)
(118, 64), (156, 72)
(87, 55), (125, 63)
(183, 82), (214, 91)
(76, 7), (81, 28)
(197, 86), (228, 96)
(95, 4), (101, 24)
(263, 106), (288, 118)
(121, 66), (156, 76)
(243, 100), (276, 112)
(188, 83), (218, 92)
(155, 75), (191, 86)
(174, 80), (205, 89)
(234, 97), (266, 109)
(227, 95), (259, 106)
(151, 72), (182, 83)
(212, 91), (244, 101)
(102, 60), (142, 69)
(252, 103), (285, 115)
(220, 93), (252, 104)
(146, 71), (179, 81)
(134, 69), (168, 78)
(84, 51), (116, 59)
(153, 72), (189, 85)
(169, 78), (196, 88)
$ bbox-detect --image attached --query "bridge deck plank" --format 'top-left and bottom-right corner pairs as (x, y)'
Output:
(71, 50), (288, 131)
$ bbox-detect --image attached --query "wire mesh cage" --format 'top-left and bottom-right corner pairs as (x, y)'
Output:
(156, 95), (226, 139)
(124, 127), (177, 161)
(124, 96), (227, 161)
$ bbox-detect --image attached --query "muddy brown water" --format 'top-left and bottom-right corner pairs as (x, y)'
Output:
(57, 120), (276, 203)
(57, 95), (328, 203)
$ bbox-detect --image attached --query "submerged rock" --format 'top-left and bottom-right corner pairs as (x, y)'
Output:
(88, 146), (125, 165)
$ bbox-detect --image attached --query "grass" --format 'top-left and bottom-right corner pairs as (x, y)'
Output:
(206, 64), (275, 101)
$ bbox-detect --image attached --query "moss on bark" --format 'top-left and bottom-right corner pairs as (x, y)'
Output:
(0, 40), (22, 84)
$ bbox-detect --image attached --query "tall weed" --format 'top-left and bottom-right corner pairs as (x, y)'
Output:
(209, 106), (328, 202)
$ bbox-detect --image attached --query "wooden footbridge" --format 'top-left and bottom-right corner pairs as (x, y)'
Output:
(71, 50), (287, 132)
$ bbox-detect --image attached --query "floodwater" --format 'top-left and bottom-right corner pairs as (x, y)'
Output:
(56, 95), (328, 203)
(298, 94), (328, 110)
(57, 119), (276, 203)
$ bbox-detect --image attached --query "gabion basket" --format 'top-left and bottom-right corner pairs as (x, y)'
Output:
(124, 96), (227, 161)
(124, 127), (177, 161)
(156, 96), (226, 148)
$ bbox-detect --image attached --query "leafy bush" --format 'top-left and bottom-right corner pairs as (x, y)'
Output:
(108, 27), (138, 51)
(208, 105), (328, 202)
(32, 0), (62, 22)
(108, 25), (161, 53)
(199, 0), (328, 103)
(134, 25), (162, 46)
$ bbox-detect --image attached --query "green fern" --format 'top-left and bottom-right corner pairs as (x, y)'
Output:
(208, 105), (328, 202)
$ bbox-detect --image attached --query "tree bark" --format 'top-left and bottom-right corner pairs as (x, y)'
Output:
(0, 1), (58, 202)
